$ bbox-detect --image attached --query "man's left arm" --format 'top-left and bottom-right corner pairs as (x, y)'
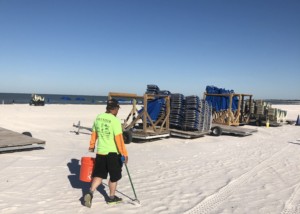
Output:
(115, 133), (128, 163)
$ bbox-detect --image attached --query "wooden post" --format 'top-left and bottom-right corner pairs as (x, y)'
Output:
(236, 94), (241, 124)
(228, 94), (233, 125)
(166, 96), (170, 131)
(143, 94), (148, 134)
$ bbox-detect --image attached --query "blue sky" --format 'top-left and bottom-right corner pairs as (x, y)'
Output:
(0, 0), (299, 99)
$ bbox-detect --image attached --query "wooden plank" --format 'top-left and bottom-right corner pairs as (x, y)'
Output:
(0, 127), (45, 151)
(108, 92), (143, 99)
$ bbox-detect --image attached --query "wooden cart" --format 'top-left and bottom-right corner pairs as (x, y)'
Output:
(108, 92), (170, 140)
(203, 92), (253, 126)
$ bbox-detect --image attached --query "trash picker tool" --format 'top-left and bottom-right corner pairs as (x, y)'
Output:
(124, 163), (140, 204)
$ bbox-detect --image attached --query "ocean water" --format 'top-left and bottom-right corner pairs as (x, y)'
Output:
(0, 93), (108, 105)
(0, 93), (299, 105)
(264, 99), (300, 105)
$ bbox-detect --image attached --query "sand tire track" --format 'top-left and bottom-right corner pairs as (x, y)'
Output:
(281, 178), (300, 214)
(185, 144), (291, 214)
(281, 141), (300, 214)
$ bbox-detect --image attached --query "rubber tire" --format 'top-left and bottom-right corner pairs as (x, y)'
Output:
(256, 120), (262, 127)
(22, 132), (32, 137)
(123, 130), (132, 144)
(211, 126), (222, 136)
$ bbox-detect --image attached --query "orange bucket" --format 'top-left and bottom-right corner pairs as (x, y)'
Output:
(80, 157), (95, 182)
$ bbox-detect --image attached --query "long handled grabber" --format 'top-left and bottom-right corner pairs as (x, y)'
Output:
(124, 163), (140, 204)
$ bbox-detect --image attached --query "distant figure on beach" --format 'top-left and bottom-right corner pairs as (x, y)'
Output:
(84, 98), (128, 207)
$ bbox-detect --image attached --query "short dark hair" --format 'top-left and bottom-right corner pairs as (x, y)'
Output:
(106, 98), (120, 110)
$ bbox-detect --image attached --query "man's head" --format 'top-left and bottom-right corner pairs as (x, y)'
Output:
(106, 98), (120, 115)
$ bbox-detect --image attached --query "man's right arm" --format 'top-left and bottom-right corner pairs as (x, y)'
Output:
(89, 131), (97, 152)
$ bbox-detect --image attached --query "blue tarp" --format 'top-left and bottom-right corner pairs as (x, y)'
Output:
(139, 98), (165, 123)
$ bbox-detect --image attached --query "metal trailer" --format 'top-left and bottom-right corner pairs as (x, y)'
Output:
(210, 124), (258, 137)
(169, 124), (257, 138)
(170, 129), (210, 139)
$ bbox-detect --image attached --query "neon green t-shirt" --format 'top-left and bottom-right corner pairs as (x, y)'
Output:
(92, 113), (123, 155)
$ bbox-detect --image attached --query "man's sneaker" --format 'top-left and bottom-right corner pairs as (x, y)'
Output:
(106, 195), (123, 205)
(84, 192), (93, 208)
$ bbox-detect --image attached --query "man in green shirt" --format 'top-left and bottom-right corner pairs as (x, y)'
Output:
(84, 99), (128, 207)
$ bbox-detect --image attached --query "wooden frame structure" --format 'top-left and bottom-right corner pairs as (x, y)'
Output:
(203, 92), (253, 126)
(108, 92), (170, 139)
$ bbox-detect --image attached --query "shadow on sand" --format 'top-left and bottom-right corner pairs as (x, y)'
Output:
(67, 158), (109, 205)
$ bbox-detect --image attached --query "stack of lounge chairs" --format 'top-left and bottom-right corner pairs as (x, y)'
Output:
(144, 85), (212, 132)
(254, 100), (287, 124)
(170, 94), (212, 132)
(170, 93), (185, 129)
(146, 85), (160, 94)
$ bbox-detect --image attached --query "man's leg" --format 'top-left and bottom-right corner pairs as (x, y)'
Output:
(106, 180), (122, 204)
(106, 154), (122, 204)
(84, 177), (102, 208)
(90, 177), (102, 192)
(108, 180), (117, 197)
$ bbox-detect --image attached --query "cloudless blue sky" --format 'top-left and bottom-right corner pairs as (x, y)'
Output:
(1, 0), (299, 99)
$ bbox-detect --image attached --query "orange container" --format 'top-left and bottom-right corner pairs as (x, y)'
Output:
(80, 157), (95, 182)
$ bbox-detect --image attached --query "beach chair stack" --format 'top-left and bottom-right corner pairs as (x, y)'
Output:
(243, 99), (255, 114)
(253, 99), (287, 125)
(268, 107), (287, 123)
(170, 93), (185, 129)
(158, 90), (171, 96)
(198, 99), (212, 132)
(170, 95), (212, 132)
(146, 84), (160, 95)
(254, 100), (268, 115)
(182, 95), (200, 131)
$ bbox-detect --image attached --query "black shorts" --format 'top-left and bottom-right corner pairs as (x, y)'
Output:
(92, 153), (122, 182)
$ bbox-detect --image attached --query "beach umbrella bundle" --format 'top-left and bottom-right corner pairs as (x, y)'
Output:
(205, 85), (238, 112)
(139, 98), (165, 124)
(170, 93), (185, 129)
(156, 99), (167, 125)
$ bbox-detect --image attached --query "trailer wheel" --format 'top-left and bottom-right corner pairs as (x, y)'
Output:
(211, 126), (222, 136)
(123, 130), (132, 144)
(22, 132), (32, 137)
(256, 120), (262, 127)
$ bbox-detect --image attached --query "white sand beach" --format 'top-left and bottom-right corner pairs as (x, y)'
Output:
(0, 104), (300, 214)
